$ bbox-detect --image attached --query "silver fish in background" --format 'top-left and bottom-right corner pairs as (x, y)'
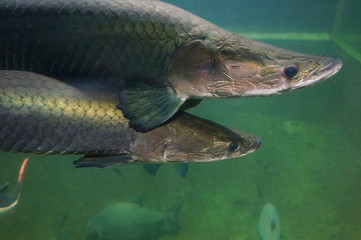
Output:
(87, 201), (181, 240)
(258, 203), (281, 240)
(0, 0), (342, 131)
(0, 71), (261, 167)
(0, 157), (29, 216)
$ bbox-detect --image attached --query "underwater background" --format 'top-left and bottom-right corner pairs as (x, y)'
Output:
(0, 0), (360, 239)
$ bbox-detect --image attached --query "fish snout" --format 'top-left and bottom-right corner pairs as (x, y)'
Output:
(254, 136), (263, 149)
(318, 58), (343, 77)
(310, 57), (343, 81)
(230, 129), (262, 155)
(247, 136), (262, 153)
(294, 57), (342, 90)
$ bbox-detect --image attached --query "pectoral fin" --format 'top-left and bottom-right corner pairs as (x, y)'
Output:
(73, 155), (133, 168)
(117, 83), (184, 132)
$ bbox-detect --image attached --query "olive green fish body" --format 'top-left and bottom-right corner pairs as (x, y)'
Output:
(0, 71), (262, 166)
(0, 71), (133, 155)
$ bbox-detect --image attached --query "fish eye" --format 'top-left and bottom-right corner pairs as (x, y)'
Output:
(229, 142), (239, 151)
(283, 65), (298, 79)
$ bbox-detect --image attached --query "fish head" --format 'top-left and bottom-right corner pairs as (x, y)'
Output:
(206, 35), (342, 97)
(131, 112), (261, 162)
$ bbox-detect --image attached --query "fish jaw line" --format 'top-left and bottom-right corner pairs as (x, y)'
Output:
(293, 58), (343, 90)
(239, 86), (284, 96)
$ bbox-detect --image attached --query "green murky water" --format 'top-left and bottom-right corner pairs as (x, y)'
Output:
(1, 0), (360, 239)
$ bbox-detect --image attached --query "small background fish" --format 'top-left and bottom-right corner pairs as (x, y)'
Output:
(0, 0), (360, 240)
(258, 203), (281, 240)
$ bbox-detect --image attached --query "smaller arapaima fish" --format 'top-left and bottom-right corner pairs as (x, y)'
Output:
(0, 71), (261, 167)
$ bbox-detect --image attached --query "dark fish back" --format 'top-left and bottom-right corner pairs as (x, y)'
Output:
(0, 0), (208, 81)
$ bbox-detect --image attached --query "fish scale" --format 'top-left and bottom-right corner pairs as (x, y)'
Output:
(0, 0), (202, 79)
(0, 71), (132, 155)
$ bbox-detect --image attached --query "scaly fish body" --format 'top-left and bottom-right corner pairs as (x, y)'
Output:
(0, 0), (195, 79)
(0, 0), (342, 131)
(0, 71), (261, 166)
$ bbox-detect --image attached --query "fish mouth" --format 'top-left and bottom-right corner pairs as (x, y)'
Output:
(294, 58), (342, 89)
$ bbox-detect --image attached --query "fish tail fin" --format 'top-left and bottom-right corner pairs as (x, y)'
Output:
(17, 157), (29, 183)
(167, 204), (182, 233)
